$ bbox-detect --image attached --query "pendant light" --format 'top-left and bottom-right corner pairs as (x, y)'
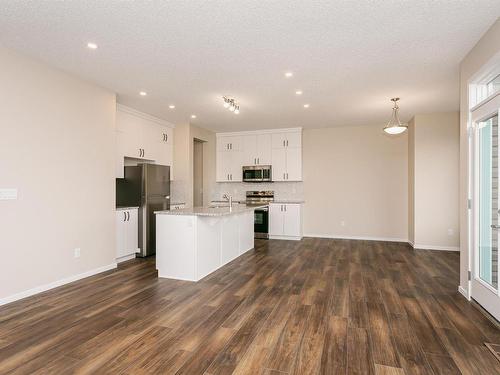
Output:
(383, 98), (407, 135)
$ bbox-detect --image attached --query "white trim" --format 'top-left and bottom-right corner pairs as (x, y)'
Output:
(0, 263), (117, 306)
(412, 243), (460, 251)
(116, 104), (176, 128)
(217, 127), (302, 137)
(269, 235), (302, 241)
(304, 233), (408, 243)
(458, 285), (470, 300)
(116, 253), (136, 263)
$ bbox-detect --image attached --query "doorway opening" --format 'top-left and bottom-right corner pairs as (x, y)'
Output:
(193, 139), (204, 207)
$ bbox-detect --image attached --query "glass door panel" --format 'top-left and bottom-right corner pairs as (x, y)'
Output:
(478, 115), (499, 289)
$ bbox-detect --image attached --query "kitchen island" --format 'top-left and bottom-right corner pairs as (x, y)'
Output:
(155, 205), (263, 281)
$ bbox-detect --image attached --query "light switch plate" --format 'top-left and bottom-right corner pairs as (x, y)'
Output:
(0, 189), (18, 200)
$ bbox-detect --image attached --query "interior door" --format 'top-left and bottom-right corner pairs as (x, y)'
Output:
(472, 94), (500, 321)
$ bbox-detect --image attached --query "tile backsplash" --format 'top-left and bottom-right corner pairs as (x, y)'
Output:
(212, 182), (304, 202)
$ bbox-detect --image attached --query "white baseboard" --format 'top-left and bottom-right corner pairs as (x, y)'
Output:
(0, 262), (117, 307)
(269, 235), (302, 241)
(412, 243), (460, 251)
(458, 285), (470, 300)
(116, 253), (136, 263)
(305, 233), (408, 243)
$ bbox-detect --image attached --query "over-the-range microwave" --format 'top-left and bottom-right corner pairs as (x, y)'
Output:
(242, 165), (272, 182)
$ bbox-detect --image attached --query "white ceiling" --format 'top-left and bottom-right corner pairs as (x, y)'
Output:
(0, 1), (499, 132)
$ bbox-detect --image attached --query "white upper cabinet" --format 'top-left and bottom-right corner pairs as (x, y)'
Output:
(116, 105), (174, 178)
(256, 134), (272, 165)
(216, 135), (243, 182)
(271, 130), (302, 181)
(217, 135), (241, 152)
(216, 128), (302, 182)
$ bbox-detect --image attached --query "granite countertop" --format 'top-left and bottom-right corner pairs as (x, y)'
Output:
(155, 204), (267, 217)
(272, 200), (305, 204)
(116, 206), (140, 210)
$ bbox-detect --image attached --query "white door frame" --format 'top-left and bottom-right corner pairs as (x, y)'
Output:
(471, 92), (500, 321)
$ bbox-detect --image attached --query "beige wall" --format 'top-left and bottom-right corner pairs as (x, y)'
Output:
(459, 20), (500, 293)
(0, 47), (116, 302)
(303, 125), (408, 240)
(173, 123), (216, 207)
(411, 112), (460, 250)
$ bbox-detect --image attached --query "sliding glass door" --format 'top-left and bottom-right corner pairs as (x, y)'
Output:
(472, 94), (500, 320)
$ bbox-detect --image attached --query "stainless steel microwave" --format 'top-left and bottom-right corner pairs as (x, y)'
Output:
(242, 165), (272, 182)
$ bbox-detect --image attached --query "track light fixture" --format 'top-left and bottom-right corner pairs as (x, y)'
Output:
(222, 96), (240, 115)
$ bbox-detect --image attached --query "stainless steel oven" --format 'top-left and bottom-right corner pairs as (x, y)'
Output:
(242, 165), (272, 182)
(254, 207), (269, 239)
(246, 191), (274, 239)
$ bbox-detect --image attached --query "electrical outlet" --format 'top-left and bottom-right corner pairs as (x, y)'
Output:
(74, 248), (81, 258)
(341, 221), (345, 227)
(447, 228), (454, 236)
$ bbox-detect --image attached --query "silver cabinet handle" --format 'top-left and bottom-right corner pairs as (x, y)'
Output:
(491, 224), (500, 229)
(123, 212), (126, 221)
(283, 140), (285, 147)
(257, 157), (260, 164)
(284, 205), (287, 211)
(286, 173), (288, 180)
(127, 211), (130, 221)
(286, 140), (288, 147)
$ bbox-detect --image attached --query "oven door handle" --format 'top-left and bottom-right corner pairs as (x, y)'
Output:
(255, 207), (269, 212)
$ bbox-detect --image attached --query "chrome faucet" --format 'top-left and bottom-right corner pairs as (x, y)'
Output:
(222, 193), (233, 210)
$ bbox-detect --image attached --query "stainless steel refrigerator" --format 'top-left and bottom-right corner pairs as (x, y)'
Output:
(116, 164), (170, 257)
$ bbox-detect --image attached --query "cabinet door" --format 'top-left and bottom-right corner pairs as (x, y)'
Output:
(271, 148), (287, 181)
(285, 131), (302, 148)
(125, 209), (139, 254)
(285, 147), (302, 181)
(217, 136), (231, 151)
(117, 110), (144, 158)
(116, 131), (125, 178)
(256, 134), (272, 165)
(228, 136), (242, 151)
(116, 211), (127, 258)
(283, 204), (302, 237)
(230, 151), (243, 182)
(216, 151), (230, 181)
(269, 204), (284, 236)
(242, 135), (257, 165)
(271, 133), (287, 149)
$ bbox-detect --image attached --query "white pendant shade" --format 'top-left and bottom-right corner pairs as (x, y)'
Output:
(383, 97), (408, 135)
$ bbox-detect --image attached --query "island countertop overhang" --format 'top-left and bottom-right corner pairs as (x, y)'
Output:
(154, 204), (267, 217)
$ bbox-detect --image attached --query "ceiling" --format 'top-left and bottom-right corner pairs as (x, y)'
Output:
(1, 1), (499, 132)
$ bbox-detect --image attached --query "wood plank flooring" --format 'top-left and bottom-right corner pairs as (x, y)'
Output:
(0, 238), (499, 374)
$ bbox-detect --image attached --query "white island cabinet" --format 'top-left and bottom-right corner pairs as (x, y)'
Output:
(155, 205), (259, 281)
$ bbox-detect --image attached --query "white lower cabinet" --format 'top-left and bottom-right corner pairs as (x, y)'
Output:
(116, 208), (139, 262)
(269, 203), (303, 240)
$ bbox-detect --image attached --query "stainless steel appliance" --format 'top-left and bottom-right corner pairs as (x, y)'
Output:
(116, 164), (170, 257)
(246, 191), (274, 239)
(242, 165), (272, 182)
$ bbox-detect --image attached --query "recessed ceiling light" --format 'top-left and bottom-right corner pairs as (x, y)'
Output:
(139, 91), (147, 96)
(295, 90), (303, 95)
(285, 72), (293, 78)
(169, 105), (175, 109)
(87, 42), (98, 49)
(191, 115), (197, 119)
(303, 104), (310, 108)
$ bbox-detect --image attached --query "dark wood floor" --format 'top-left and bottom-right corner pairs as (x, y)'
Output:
(1, 238), (499, 374)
